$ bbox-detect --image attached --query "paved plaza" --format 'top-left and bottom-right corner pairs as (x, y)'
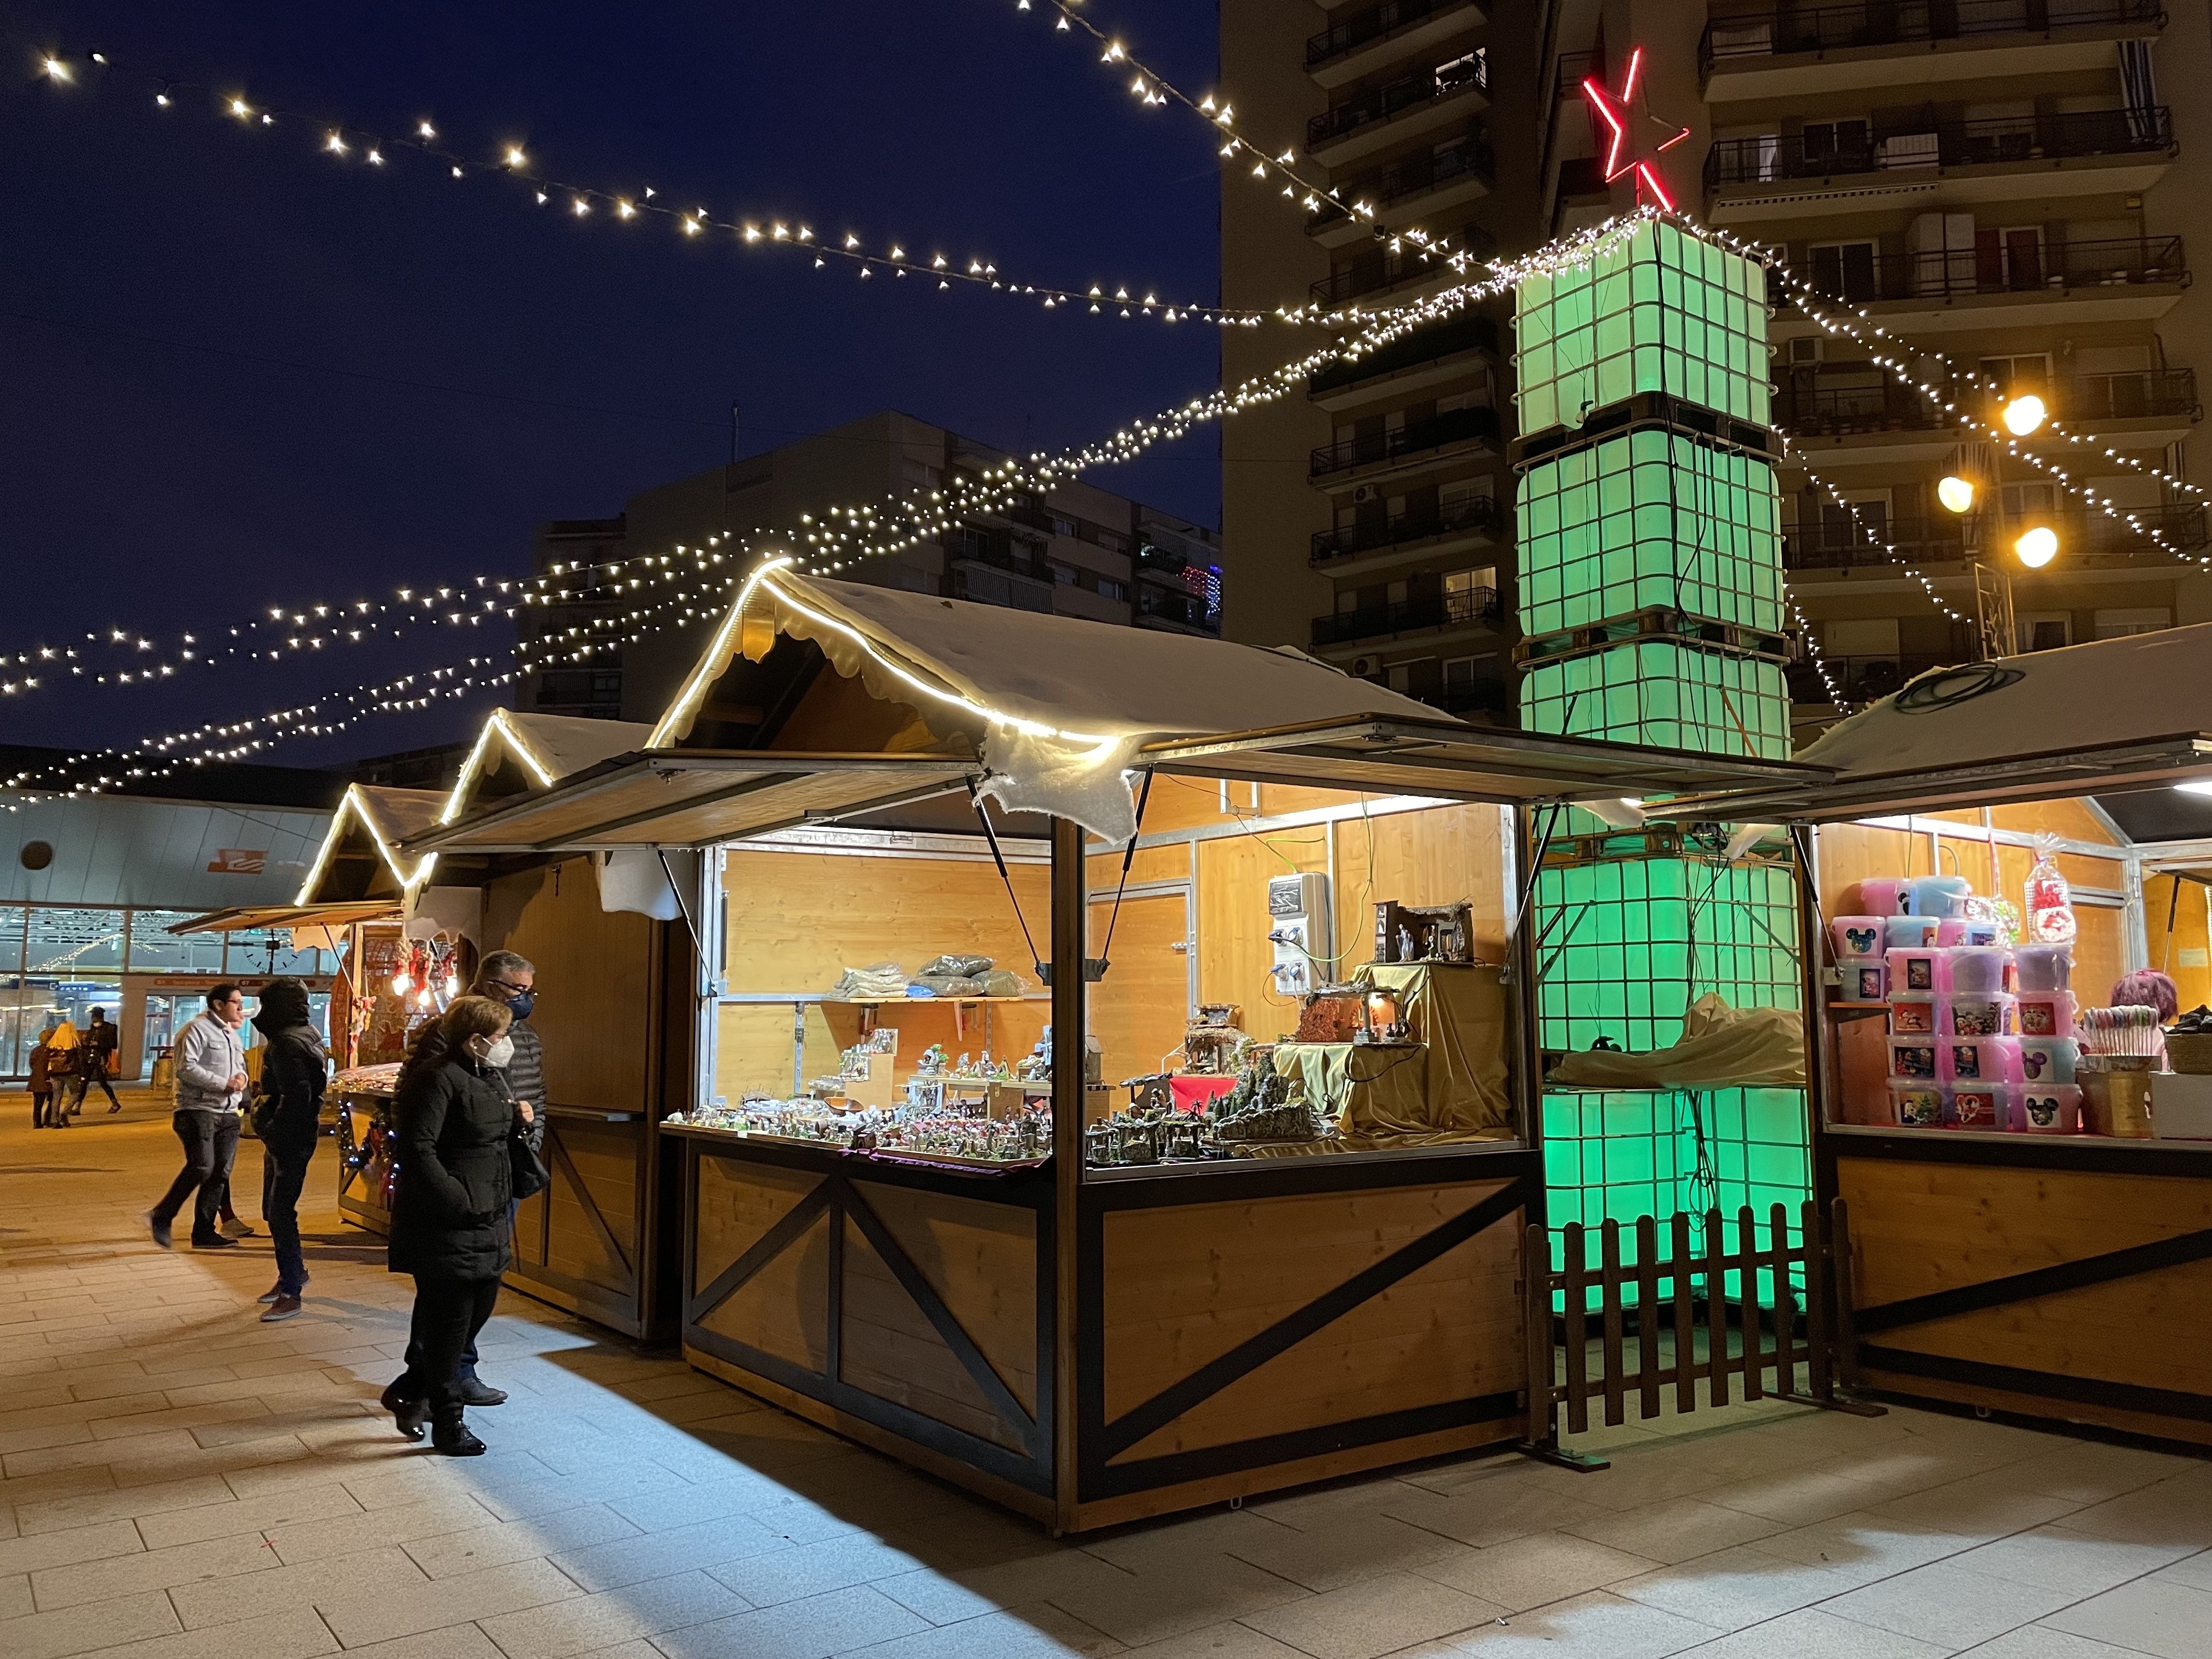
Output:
(3, 1096), (2210, 1659)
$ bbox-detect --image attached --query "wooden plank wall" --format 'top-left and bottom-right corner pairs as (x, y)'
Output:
(2143, 873), (2211, 1013)
(488, 859), (658, 1110)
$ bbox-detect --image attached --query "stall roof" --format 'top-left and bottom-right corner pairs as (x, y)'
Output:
(437, 709), (655, 828)
(1668, 628), (2212, 822)
(293, 785), (447, 905)
(167, 900), (400, 935)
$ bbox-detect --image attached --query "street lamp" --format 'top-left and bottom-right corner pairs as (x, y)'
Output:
(2002, 394), (2047, 437)
(2015, 525), (2059, 568)
(1937, 476), (1976, 514)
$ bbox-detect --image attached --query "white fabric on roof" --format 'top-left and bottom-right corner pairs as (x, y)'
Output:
(352, 786), (446, 847)
(682, 567), (1449, 840)
(500, 712), (655, 781)
(1798, 624), (2212, 780)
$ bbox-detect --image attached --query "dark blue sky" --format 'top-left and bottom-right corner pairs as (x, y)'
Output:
(0, 2), (1225, 766)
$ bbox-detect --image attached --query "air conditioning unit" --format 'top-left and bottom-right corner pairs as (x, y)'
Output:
(1787, 337), (1824, 365)
(1353, 483), (1382, 504)
(1351, 655), (1379, 676)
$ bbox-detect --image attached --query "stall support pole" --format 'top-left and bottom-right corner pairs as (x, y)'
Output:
(1049, 817), (1086, 1532)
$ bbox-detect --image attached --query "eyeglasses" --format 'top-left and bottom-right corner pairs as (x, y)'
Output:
(488, 979), (537, 997)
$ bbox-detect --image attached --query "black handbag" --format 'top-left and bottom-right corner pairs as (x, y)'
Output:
(509, 1125), (550, 1201)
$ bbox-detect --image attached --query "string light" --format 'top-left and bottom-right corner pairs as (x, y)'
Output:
(1782, 582), (1850, 716)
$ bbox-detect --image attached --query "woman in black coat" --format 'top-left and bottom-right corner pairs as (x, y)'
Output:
(379, 996), (534, 1455)
(250, 978), (326, 1322)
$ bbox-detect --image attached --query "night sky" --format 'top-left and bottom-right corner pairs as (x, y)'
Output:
(0, 2), (1226, 768)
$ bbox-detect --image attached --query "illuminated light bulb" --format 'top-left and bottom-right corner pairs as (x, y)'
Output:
(2176, 778), (2212, 796)
(155, 92), (170, 105)
(2015, 525), (2059, 568)
(261, 113), (272, 125)
(229, 97), (250, 117)
(450, 165), (462, 177)
(505, 145), (527, 167)
(2002, 394), (2047, 436)
(43, 57), (69, 81)
(535, 190), (549, 204)
(443, 973), (458, 996)
(682, 215), (701, 234)
(418, 120), (436, 138)
(572, 197), (589, 215)
(392, 973), (412, 995)
(325, 132), (347, 153)
(366, 147), (383, 164)
(1937, 476), (1976, 514)
(617, 199), (635, 218)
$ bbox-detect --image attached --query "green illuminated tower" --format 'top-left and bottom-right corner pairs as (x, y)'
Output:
(1510, 220), (1809, 1261)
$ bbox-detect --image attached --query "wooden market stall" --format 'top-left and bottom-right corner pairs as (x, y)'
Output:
(1677, 631), (2212, 1448)
(409, 565), (1815, 1527)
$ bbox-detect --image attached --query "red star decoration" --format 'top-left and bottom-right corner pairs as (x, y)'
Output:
(1581, 48), (1691, 213)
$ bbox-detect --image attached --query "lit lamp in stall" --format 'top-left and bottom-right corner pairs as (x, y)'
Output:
(1364, 988), (1404, 1043)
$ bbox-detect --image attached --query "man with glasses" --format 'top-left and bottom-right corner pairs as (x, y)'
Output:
(147, 984), (250, 1250)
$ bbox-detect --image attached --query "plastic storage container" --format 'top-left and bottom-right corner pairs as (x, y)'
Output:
(2019, 1037), (2079, 1086)
(1909, 875), (1972, 919)
(1945, 994), (2017, 1037)
(1888, 995), (1937, 1035)
(1961, 918), (2004, 947)
(1889, 1038), (1941, 1079)
(2016, 945), (2073, 992)
(1889, 1081), (1947, 1127)
(1888, 947), (1944, 995)
(1840, 958), (1888, 1002)
(2018, 1084), (2082, 1135)
(1831, 917), (1887, 960)
(2019, 993), (2078, 1039)
(1948, 1037), (2022, 1084)
(1886, 915), (1942, 949)
(1948, 1081), (2010, 1130)
(1935, 918), (1969, 946)
(1948, 946), (2008, 995)
(1857, 878), (1910, 916)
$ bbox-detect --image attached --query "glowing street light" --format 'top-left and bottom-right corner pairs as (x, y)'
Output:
(2002, 394), (2047, 437)
(2015, 525), (2059, 568)
(1937, 476), (1976, 514)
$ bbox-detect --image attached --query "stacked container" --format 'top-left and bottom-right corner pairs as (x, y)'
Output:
(1879, 932), (2041, 1131)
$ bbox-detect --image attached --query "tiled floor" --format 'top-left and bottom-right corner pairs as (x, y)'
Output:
(3, 1094), (2210, 1659)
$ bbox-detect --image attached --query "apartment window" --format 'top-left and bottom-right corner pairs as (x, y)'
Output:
(2001, 483), (2059, 518)
(2017, 612), (2072, 652)
(1097, 578), (1127, 602)
(1801, 120), (1870, 168)
(2095, 607), (2171, 639)
(1443, 567), (1496, 596)
(1980, 354), (2052, 394)
(1808, 240), (1878, 304)
(1976, 227), (2046, 292)
(1444, 654), (1499, 686)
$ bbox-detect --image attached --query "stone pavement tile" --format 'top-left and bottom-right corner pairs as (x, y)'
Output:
(1217, 1511), (1465, 1595)
(75, 1368), (239, 1400)
(0, 1587), (182, 1659)
(550, 1510), (789, 1593)
(600, 1475), (800, 1537)
(874, 1547), (1142, 1626)
(1038, 1553), (1310, 1649)
(29, 1530), (277, 1611)
(2062, 1472), (2212, 1551)
(404, 1504), (641, 1581)
(61, 1606), (338, 1659)
(193, 1403), (377, 1450)
(2002, 1442), (2202, 1506)
(1694, 1464), (1894, 1527)
(102, 1435), (313, 1491)
(1824, 1559), (2085, 1651)
(462, 1462), (691, 1524)
(7, 1476), (232, 1535)
(1950, 1523), (2203, 1601)
(1559, 1497), (1787, 1566)
(85, 1400), (279, 1442)
(2040, 1577), (2212, 1658)
(0, 1571), (30, 1619)
(1081, 1510), (1300, 1574)
(1236, 1571), (1502, 1659)
(317, 1556), (588, 1649)
(0, 1393), (173, 1435)
(1960, 1628), (2172, 1658)
(136, 1480), (366, 1549)
(1378, 1481), (1612, 1550)
(1117, 1624), (1309, 1659)
(332, 1624), (507, 1659)
(1671, 1606), (1949, 1659)
(1746, 1509), (1978, 1585)
(336, 1463), (484, 1513)
(1412, 1531), (1660, 1613)
(0, 1466), (121, 1514)
(2151, 1548), (2212, 1592)
(167, 1543), (427, 1629)
(650, 1584), (930, 1659)
(0, 1425), (95, 1458)
(479, 1568), (753, 1659)
(1442, 1587), (1719, 1657)
(837, 1604), (1124, 1658)
(267, 1491), (500, 1565)
(0, 1516), (143, 1577)
(707, 1531), (932, 1607)
(1607, 1543), (1860, 1634)
(5, 1429), (202, 1479)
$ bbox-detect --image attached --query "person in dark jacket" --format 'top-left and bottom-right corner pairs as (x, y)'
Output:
(81, 1008), (122, 1113)
(27, 1026), (58, 1128)
(379, 996), (534, 1456)
(250, 979), (327, 1323)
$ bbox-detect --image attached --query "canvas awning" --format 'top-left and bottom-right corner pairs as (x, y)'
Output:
(1667, 628), (2212, 822)
(167, 900), (399, 935)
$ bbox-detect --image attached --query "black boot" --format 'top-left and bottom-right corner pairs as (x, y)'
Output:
(380, 1376), (428, 1442)
(431, 1405), (485, 1457)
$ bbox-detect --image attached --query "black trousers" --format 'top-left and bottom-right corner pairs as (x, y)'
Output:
(402, 1275), (503, 1410)
(31, 1089), (54, 1127)
(262, 1136), (316, 1294)
(153, 1111), (240, 1240)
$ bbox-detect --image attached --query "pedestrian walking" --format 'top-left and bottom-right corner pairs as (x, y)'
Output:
(27, 1025), (58, 1128)
(81, 1008), (122, 1112)
(43, 1021), (81, 1127)
(249, 978), (326, 1322)
(145, 985), (250, 1250)
(378, 996), (535, 1456)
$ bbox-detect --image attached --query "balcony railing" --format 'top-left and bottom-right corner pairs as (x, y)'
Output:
(1702, 0), (2166, 76)
(1308, 227), (1498, 309)
(1774, 382), (1949, 436)
(1784, 503), (2207, 572)
(1310, 407), (1500, 478)
(1312, 129), (1496, 229)
(1308, 314), (1498, 395)
(945, 534), (1053, 583)
(1312, 585), (1502, 647)
(1136, 589), (1222, 634)
(1775, 235), (2186, 309)
(1308, 0), (1476, 69)
(1787, 653), (1951, 704)
(2054, 368), (2201, 421)
(1433, 678), (1514, 716)
(1708, 105), (2174, 191)
(1784, 517), (1968, 571)
(1308, 52), (1486, 150)
(1311, 494), (1503, 565)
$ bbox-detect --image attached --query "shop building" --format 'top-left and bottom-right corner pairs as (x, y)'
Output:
(1533, 1), (2212, 738)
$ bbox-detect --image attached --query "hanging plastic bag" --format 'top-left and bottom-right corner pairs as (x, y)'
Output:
(2024, 833), (2076, 945)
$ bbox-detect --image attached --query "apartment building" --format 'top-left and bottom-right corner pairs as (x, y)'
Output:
(520, 410), (1223, 727)
(1220, 1), (1540, 720)
(1537, 0), (2212, 737)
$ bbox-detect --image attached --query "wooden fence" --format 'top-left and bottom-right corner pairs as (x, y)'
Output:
(1523, 1199), (1873, 1450)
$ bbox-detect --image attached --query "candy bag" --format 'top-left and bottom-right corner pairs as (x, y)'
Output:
(2024, 833), (2076, 945)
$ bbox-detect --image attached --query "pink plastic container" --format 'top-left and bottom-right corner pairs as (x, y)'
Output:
(1840, 958), (1888, 1002)
(1886, 916), (1942, 949)
(1888, 947), (1944, 995)
(1887, 995), (1937, 1036)
(2019, 1038), (2078, 1085)
(2018, 1084), (2083, 1135)
(1948, 946), (2008, 995)
(2018, 994), (2078, 1040)
(1935, 918), (1969, 946)
(1889, 1080), (1946, 1127)
(1888, 1038), (1941, 1080)
(1947, 1081), (2010, 1130)
(1831, 917), (1887, 960)
(1944, 994), (2017, 1037)
(1947, 1037), (2022, 1084)
(2016, 945), (2073, 992)
(1857, 878), (1910, 916)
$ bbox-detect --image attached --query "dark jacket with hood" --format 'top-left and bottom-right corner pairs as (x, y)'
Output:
(251, 985), (327, 1152)
(388, 1048), (521, 1280)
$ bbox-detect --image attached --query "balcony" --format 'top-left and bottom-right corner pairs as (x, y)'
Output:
(1774, 381), (1949, 438)
(1311, 493), (1503, 571)
(1787, 653), (1951, 704)
(1307, 0), (1485, 87)
(1703, 1), (2166, 104)
(1135, 588), (1222, 636)
(1769, 235), (2188, 340)
(1311, 129), (1495, 245)
(1309, 406), (1500, 485)
(2055, 368), (2201, 425)
(1308, 52), (1487, 167)
(1307, 225), (1497, 312)
(1784, 517), (1969, 571)
(1312, 585), (1503, 649)
(1432, 677), (1514, 716)
(1308, 314), (1498, 409)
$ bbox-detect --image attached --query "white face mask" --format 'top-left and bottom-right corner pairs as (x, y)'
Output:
(482, 1035), (515, 1069)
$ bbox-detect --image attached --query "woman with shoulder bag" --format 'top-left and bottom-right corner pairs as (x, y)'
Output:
(249, 979), (327, 1322)
(377, 996), (537, 1455)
